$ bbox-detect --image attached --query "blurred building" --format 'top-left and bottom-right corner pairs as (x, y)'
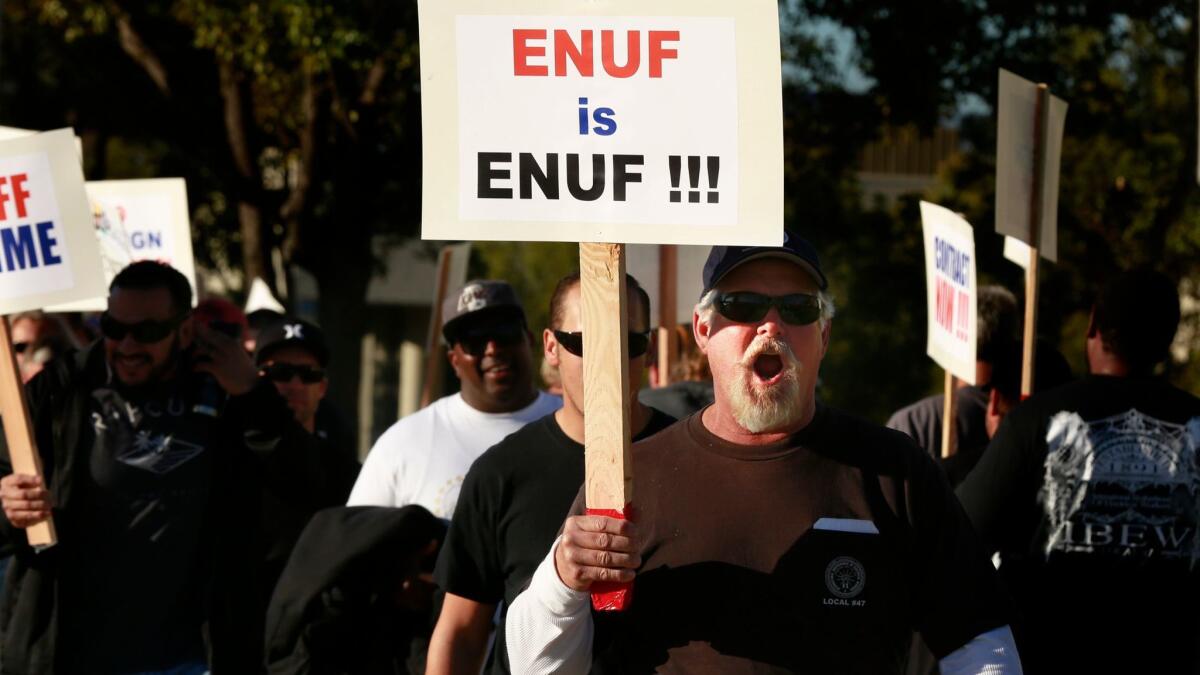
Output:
(856, 126), (960, 208)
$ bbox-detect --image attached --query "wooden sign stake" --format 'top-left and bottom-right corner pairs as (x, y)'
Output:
(0, 316), (56, 548)
(656, 244), (678, 387)
(580, 242), (633, 611)
(941, 370), (958, 459)
(420, 246), (456, 409)
(1021, 83), (1050, 399)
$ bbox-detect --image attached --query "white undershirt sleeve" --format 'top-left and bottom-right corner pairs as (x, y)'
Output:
(938, 625), (1023, 675)
(505, 537), (594, 675)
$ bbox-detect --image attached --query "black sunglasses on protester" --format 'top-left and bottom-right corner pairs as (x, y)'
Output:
(100, 311), (188, 344)
(553, 330), (652, 359)
(260, 363), (326, 384)
(453, 322), (526, 357)
(714, 291), (823, 326)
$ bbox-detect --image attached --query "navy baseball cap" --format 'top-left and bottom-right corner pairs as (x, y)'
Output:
(702, 231), (828, 293)
(441, 280), (527, 342)
(255, 318), (330, 367)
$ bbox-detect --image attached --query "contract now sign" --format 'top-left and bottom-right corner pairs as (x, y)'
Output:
(920, 202), (978, 385)
(419, 0), (783, 246)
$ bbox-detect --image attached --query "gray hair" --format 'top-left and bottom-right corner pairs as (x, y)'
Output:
(695, 288), (836, 330)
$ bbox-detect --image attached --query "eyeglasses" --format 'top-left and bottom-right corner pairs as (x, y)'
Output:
(260, 363), (326, 384)
(714, 291), (822, 326)
(100, 312), (187, 344)
(454, 322), (526, 357)
(12, 342), (29, 355)
(553, 330), (652, 359)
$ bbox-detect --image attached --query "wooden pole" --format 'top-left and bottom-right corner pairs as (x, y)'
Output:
(1021, 84), (1050, 399)
(656, 244), (678, 387)
(420, 247), (455, 409)
(0, 316), (56, 548)
(580, 242), (633, 611)
(941, 370), (958, 459)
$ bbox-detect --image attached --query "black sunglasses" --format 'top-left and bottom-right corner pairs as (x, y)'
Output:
(100, 311), (187, 344)
(553, 330), (652, 359)
(714, 291), (823, 326)
(260, 363), (326, 384)
(12, 341), (29, 355)
(454, 322), (526, 357)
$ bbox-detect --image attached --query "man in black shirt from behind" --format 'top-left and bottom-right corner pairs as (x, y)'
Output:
(958, 269), (1200, 674)
(427, 272), (674, 675)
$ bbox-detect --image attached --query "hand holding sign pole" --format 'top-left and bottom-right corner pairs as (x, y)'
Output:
(580, 243), (634, 609)
(418, 0), (783, 610)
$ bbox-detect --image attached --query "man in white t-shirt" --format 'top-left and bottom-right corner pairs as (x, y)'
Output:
(348, 280), (561, 519)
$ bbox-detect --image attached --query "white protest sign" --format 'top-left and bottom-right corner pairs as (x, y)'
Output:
(0, 126), (83, 160)
(418, 0), (783, 246)
(0, 129), (105, 314)
(921, 201), (977, 385)
(47, 178), (194, 312)
(995, 69), (1067, 262)
(1003, 235), (1031, 270)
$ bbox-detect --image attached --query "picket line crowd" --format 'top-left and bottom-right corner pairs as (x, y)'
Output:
(0, 233), (1196, 675)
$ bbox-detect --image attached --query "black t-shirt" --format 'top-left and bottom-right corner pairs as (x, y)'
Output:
(435, 408), (675, 674)
(574, 406), (1008, 675)
(957, 375), (1200, 674)
(62, 381), (215, 672)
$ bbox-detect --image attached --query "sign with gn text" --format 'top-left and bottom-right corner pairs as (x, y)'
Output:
(0, 129), (104, 314)
(48, 178), (195, 312)
(418, 0), (783, 246)
(920, 201), (977, 384)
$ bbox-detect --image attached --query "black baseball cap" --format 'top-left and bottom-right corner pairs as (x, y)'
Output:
(255, 318), (330, 367)
(702, 231), (828, 293)
(441, 280), (527, 342)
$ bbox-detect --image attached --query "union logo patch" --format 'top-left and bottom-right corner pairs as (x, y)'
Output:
(824, 556), (866, 599)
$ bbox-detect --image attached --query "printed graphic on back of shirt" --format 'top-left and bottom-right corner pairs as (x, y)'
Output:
(1041, 409), (1200, 560)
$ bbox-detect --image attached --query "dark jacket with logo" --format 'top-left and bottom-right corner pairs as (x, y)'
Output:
(0, 341), (343, 674)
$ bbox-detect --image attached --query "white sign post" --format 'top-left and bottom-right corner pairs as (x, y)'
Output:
(47, 178), (195, 312)
(920, 201), (977, 459)
(418, 0), (782, 609)
(996, 69), (1068, 396)
(0, 128), (107, 548)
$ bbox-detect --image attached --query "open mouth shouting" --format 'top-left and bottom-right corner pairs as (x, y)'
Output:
(743, 338), (793, 388)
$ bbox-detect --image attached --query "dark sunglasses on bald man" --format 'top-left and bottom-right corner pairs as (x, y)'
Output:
(714, 291), (823, 326)
(260, 363), (326, 384)
(454, 321), (526, 357)
(100, 311), (188, 344)
(552, 330), (652, 359)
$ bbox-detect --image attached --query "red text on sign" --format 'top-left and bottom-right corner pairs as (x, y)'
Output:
(956, 289), (970, 342)
(0, 174), (31, 222)
(935, 278), (971, 343)
(513, 29), (679, 78)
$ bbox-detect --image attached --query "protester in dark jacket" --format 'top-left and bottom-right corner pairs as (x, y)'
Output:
(265, 506), (445, 675)
(0, 261), (337, 674)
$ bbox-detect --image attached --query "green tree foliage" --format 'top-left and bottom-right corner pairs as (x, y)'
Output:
(2, 0), (424, 439)
(790, 2), (1200, 419)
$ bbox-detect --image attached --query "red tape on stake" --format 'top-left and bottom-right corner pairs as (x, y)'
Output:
(586, 506), (634, 611)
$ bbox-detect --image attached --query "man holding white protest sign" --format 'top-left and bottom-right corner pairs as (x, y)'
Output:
(0, 260), (345, 674)
(504, 237), (1021, 674)
(417, 2), (1018, 672)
